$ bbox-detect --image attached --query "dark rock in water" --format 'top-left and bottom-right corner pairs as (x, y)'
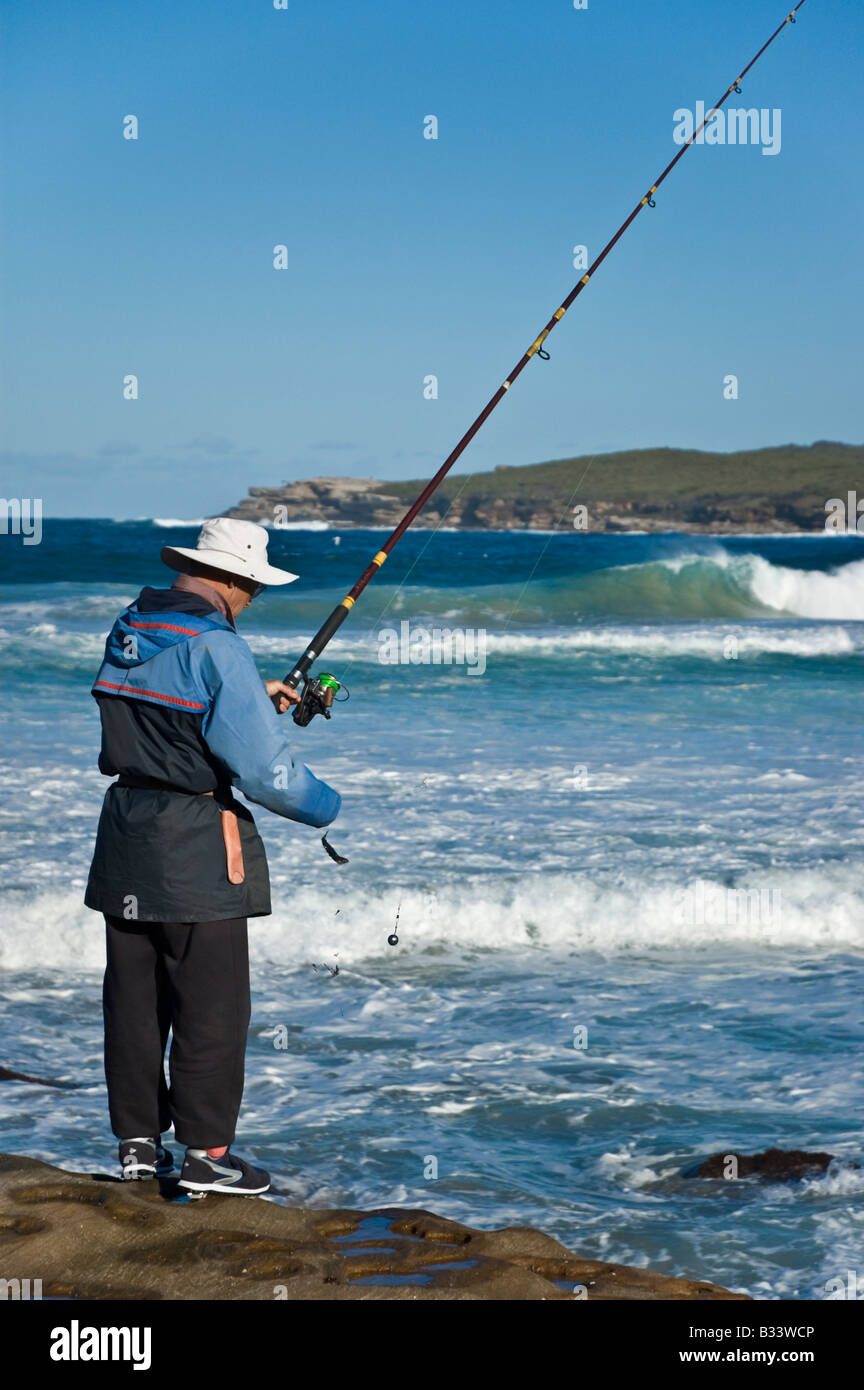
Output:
(686, 1148), (840, 1182)
(0, 1154), (747, 1301)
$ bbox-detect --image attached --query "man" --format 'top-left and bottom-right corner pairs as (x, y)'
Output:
(85, 517), (340, 1196)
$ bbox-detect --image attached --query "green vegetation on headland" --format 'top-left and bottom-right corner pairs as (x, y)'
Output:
(225, 441), (863, 532)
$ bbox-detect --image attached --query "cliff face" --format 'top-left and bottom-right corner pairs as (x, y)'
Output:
(227, 477), (412, 530)
(222, 444), (862, 533)
(224, 475), (810, 533)
(0, 1154), (747, 1301)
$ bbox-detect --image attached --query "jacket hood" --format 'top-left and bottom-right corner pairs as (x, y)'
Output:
(104, 587), (233, 669)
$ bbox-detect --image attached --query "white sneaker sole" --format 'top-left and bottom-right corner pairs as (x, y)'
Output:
(177, 1179), (270, 1195)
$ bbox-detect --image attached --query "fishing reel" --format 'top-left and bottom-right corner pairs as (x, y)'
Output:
(292, 671), (346, 726)
(291, 671), (351, 868)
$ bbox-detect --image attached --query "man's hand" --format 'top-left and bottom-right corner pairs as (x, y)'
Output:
(265, 680), (302, 714)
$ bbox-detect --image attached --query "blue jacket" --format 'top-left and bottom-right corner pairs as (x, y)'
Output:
(85, 584), (340, 922)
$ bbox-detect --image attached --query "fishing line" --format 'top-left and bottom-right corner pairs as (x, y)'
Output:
(283, 2), (810, 709)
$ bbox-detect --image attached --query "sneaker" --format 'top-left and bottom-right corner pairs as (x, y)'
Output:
(177, 1148), (270, 1195)
(119, 1136), (175, 1180)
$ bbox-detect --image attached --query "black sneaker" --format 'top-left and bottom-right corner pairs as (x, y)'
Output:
(119, 1136), (175, 1180)
(177, 1148), (270, 1195)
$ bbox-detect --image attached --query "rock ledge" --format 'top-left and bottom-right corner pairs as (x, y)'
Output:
(0, 1155), (747, 1301)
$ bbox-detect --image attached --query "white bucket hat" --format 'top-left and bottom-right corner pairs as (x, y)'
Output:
(161, 518), (299, 586)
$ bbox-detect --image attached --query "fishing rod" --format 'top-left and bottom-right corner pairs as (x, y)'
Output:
(285, 0), (810, 727)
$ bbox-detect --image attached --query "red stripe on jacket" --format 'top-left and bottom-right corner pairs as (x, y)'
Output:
(93, 680), (206, 711)
(129, 621), (203, 635)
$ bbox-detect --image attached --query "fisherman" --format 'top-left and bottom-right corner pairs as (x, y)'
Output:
(84, 518), (340, 1196)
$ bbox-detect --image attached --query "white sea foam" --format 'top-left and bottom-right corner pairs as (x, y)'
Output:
(4, 611), (857, 669)
(752, 769), (813, 784)
(237, 624), (860, 661)
(652, 551), (864, 621)
(0, 594), (135, 621)
(785, 1162), (864, 1200)
(3, 551), (864, 644)
(747, 554), (864, 619)
(0, 627), (107, 666)
(478, 626), (858, 658)
(596, 1146), (662, 1190)
(4, 866), (862, 975)
(582, 550), (864, 622)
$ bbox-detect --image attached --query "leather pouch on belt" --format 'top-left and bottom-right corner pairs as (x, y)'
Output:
(220, 808), (245, 884)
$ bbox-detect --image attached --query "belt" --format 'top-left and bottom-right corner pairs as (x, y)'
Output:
(113, 777), (245, 886)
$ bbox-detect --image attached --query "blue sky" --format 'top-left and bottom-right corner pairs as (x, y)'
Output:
(1, 0), (861, 518)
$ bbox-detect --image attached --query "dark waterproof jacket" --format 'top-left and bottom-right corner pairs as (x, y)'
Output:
(85, 585), (340, 923)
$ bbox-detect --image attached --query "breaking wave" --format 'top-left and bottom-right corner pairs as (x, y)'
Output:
(3, 866), (863, 974)
(562, 552), (864, 621)
(2, 550), (863, 682)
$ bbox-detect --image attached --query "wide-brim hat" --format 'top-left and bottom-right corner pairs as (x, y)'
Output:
(161, 517), (299, 586)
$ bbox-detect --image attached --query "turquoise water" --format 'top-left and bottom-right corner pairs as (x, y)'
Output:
(1, 521), (863, 1298)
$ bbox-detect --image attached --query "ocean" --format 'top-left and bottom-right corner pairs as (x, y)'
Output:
(1, 519), (863, 1299)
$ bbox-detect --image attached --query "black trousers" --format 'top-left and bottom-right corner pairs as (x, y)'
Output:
(102, 914), (251, 1149)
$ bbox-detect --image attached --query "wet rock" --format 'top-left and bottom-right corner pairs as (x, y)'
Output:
(686, 1148), (842, 1182)
(0, 1154), (747, 1301)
